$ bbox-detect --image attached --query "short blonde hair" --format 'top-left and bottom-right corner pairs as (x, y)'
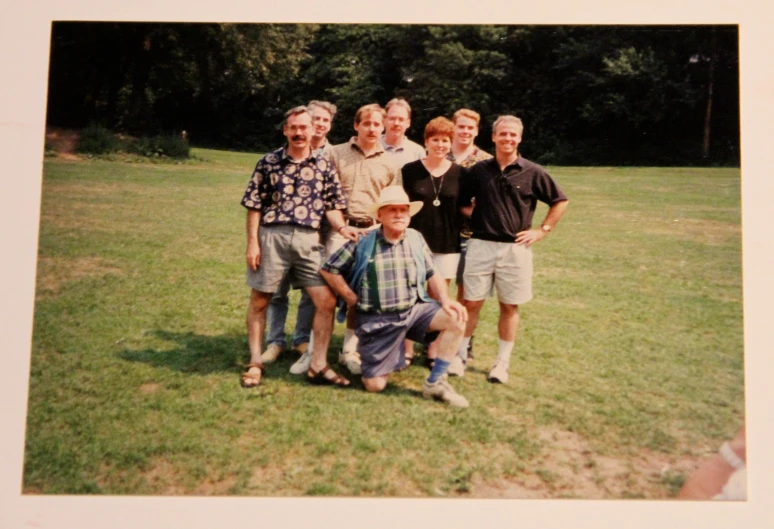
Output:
(492, 115), (524, 135)
(385, 98), (412, 118)
(308, 100), (337, 120)
(354, 103), (386, 124)
(453, 108), (481, 127)
(424, 116), (454, 142)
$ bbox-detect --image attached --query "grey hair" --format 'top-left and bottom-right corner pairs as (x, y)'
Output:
(492, 115), (524, 135)
(284, 105), (311, 126)
(307, 100), (337, 120)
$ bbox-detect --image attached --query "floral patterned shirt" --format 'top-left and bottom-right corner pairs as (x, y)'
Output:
(240, 146), (347, 230)
(447, 146), (492, 168)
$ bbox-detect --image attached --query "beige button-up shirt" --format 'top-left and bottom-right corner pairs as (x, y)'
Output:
(329, 138), (402, 219)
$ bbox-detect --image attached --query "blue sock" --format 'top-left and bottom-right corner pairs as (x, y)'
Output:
(427, 358), (450, 383)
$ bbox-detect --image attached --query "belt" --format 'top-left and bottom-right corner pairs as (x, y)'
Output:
(347, 216), (375, 229)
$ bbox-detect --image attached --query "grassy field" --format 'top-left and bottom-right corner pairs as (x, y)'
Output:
(24, 148), (744, 498)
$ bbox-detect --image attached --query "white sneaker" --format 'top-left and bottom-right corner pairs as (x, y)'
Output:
(338, 350), (362, 375)
(289, 350), (313, 375)
(260, 343), (284, 364)
(487, 360), (510, 384)
(422, 376), (469, 408)
(447, 355), (466, 377)
(291, 342), (309, 355)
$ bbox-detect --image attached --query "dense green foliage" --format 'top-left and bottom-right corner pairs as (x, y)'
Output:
(127, 135), (191, 159)
(75, 123), (121, 154)
(47, 23), (739, 165)
(75, 123), (190, 158)
(25, 151), (743, 497)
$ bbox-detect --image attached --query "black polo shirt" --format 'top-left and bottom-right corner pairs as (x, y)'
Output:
(459, 156), (568, 243)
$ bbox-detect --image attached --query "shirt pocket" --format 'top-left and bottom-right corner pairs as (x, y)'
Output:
(503, 176), (533, 201)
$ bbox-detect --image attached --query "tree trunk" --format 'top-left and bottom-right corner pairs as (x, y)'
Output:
(702, 32), (717, 160)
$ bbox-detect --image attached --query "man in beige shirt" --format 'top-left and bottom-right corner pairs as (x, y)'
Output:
(327, 103), (402, 374)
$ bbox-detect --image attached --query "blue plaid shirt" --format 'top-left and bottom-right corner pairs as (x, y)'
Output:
(322, 228), (435, 313)
(241, 146), (346, 229)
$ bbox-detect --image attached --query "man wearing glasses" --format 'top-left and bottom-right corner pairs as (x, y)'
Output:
(379, 97), (426, 168)
(240, 106), (358, 388)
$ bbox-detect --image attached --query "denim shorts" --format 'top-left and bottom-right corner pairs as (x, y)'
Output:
(355, 301), (441, 378)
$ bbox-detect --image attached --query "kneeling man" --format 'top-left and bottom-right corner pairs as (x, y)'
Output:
(320, 186), (470, 407)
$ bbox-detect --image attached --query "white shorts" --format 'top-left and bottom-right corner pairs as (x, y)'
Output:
(432, 253), (461, 280)
(463, 238), (533, 305)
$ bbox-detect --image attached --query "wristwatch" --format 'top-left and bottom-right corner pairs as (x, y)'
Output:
(540, 224), (552, 233)
(719, 441), (745, 470)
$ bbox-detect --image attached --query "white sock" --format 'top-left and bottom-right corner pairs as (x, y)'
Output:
(497, 340), (514, 364)
(343, 329), (359, 353)
(457, 337), (471, 361)
(307, 332), (314, 353)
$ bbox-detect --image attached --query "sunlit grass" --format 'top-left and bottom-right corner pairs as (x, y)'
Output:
(24, 155), (743, 498)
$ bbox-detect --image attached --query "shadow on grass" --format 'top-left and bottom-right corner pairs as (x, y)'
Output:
(117, 329), (422, 397)
(118, 329), (245, 375)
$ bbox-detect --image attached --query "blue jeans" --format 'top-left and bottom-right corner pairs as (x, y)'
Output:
(266, 273), (315, 348)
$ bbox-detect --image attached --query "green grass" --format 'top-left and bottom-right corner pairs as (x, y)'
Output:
(24, 151), (744, 498)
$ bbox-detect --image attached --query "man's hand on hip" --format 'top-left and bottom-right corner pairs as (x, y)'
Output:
(515, 228), (546, 248)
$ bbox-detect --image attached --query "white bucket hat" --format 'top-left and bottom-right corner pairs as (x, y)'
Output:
(366, 186), (423, 219)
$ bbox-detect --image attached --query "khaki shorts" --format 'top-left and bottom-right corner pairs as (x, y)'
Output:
(246, 224), (326, 293)
(432, 253), (461, 280)
(324, 225), (379, 258)
(463, 238), (533, 305)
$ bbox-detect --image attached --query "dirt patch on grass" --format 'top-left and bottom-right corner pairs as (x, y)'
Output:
(45, 127), (81, 159)
(136, 459), (186, 495)
(124, 458), (239, 495)
(36, 256), (123, 297)
(471, 426), (703, 499)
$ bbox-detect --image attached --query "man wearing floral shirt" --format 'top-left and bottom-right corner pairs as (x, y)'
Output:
(239, 106), (359, 389)
(262, 100), (339, 374)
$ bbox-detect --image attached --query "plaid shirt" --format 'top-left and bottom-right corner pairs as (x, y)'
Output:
(240, 146), (346, 229)
(322, 228), (435, 313)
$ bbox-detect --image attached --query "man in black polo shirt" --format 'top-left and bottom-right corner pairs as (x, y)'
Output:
(453, 115), (568, 383)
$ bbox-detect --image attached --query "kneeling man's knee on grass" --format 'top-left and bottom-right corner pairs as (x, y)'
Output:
(363, 376), (388, 393)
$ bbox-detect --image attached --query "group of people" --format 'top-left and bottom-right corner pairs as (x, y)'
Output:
(239, 98), (569, 408)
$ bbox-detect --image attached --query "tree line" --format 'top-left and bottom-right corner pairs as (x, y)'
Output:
(46, 22), (739, 166)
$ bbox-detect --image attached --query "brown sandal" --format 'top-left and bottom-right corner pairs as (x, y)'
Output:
(307, 365), (350, 387)
(240, 362), (264, 388)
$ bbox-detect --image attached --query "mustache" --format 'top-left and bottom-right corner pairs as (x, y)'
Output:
(291, 135), (307, 142)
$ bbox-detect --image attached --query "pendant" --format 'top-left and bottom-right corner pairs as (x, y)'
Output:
(433, 199), (441, 207)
